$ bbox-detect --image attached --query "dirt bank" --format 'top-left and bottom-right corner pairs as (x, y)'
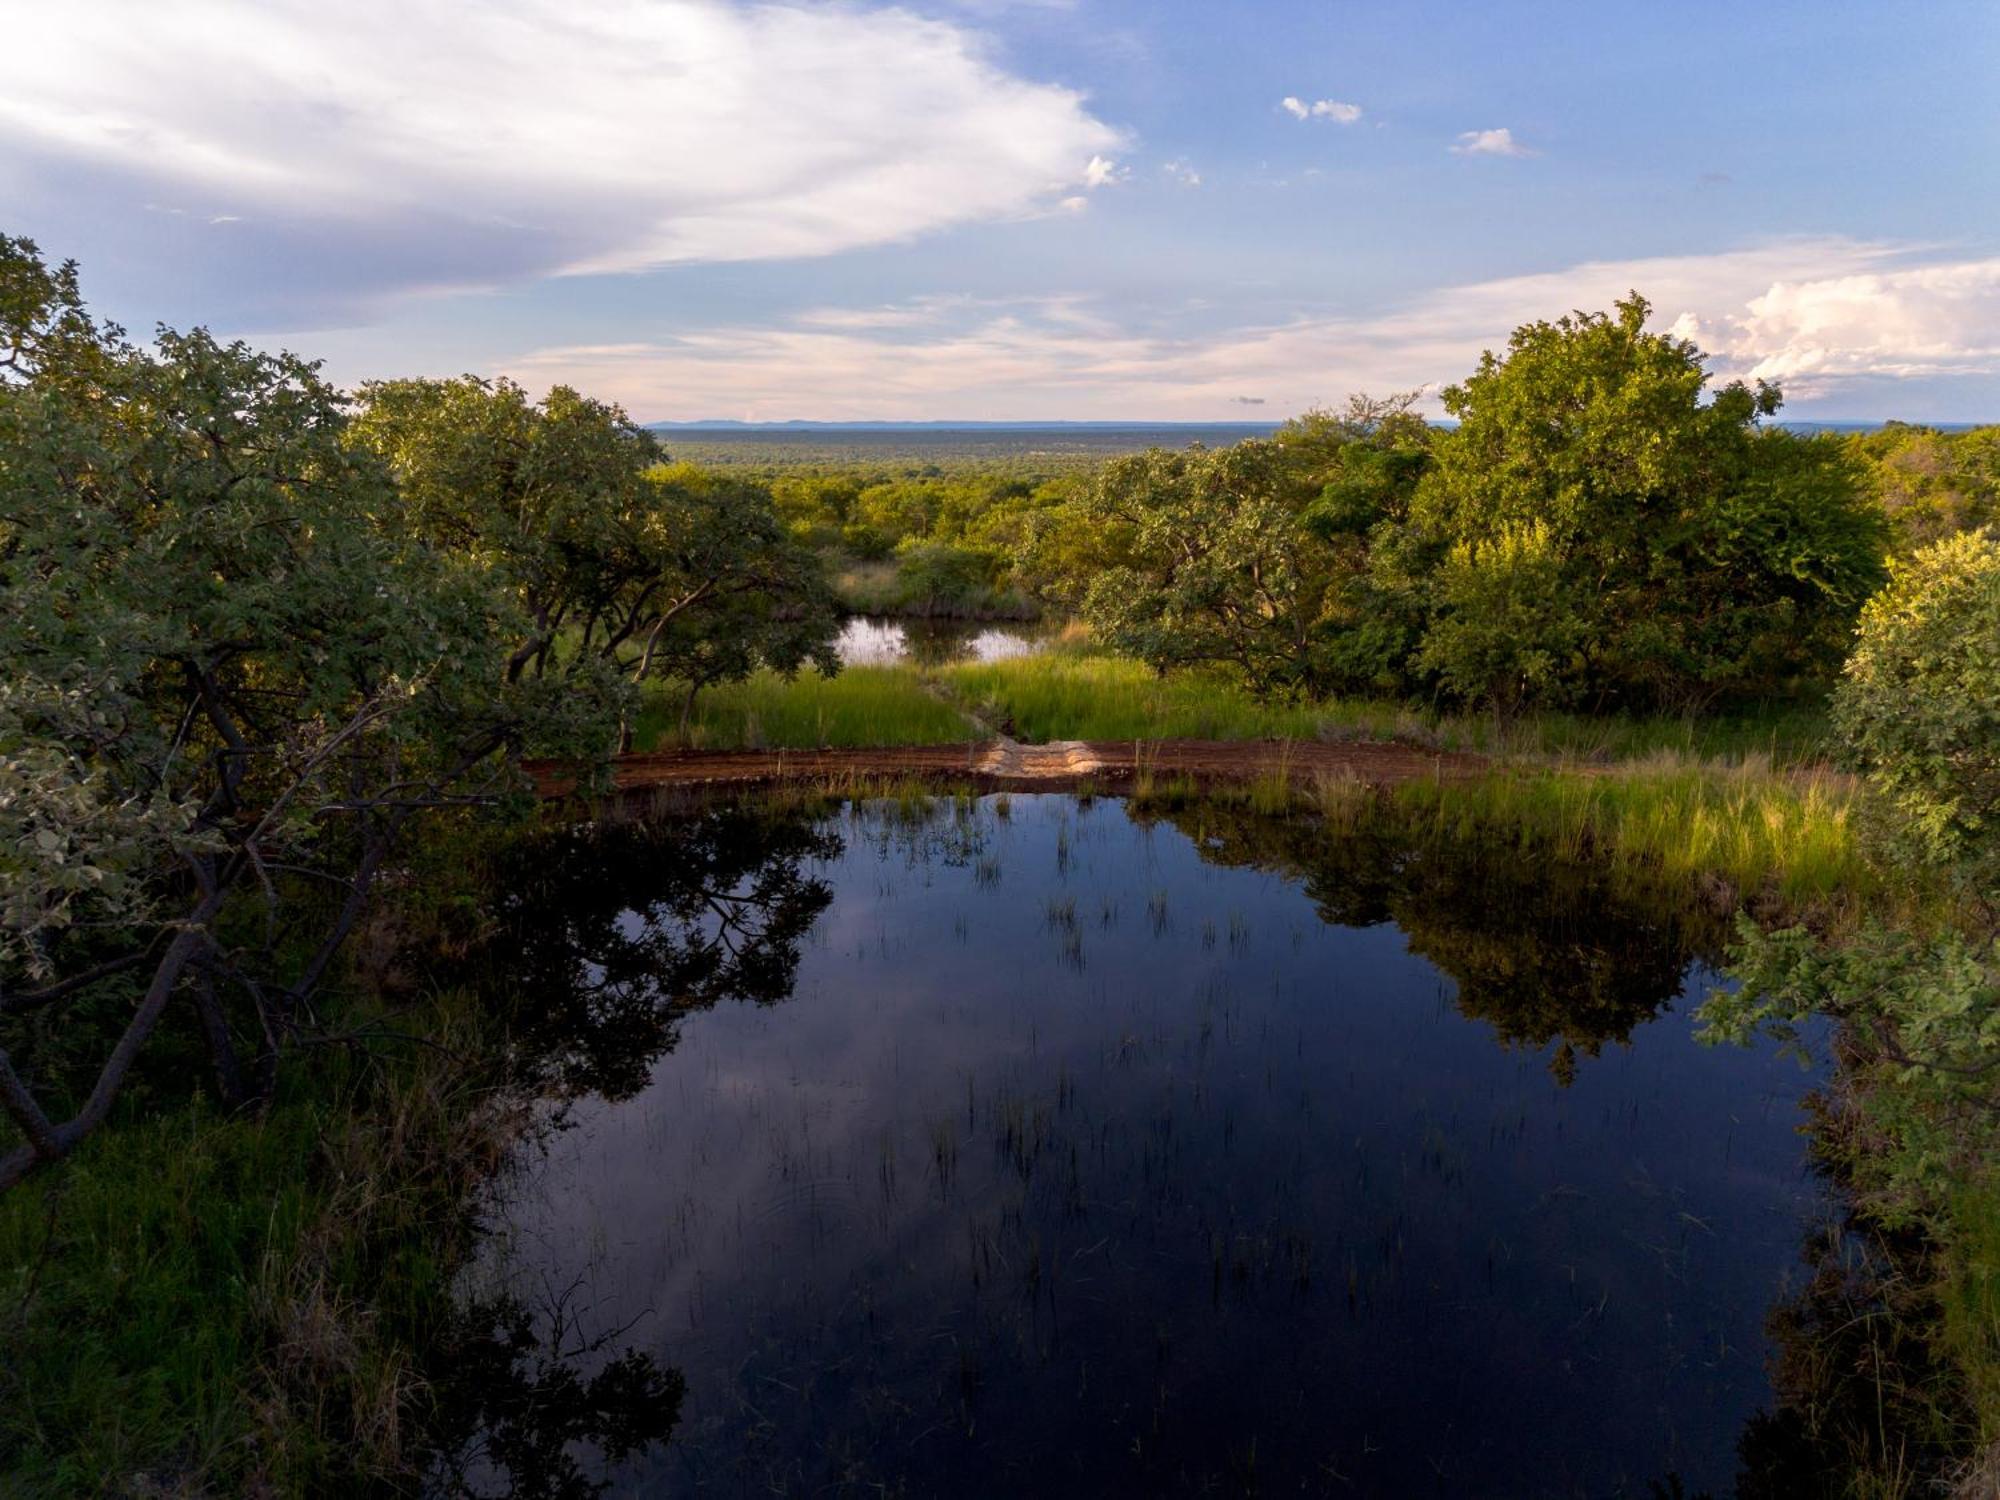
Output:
(529, 738), (1487, 800)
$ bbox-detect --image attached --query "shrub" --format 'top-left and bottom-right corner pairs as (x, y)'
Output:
(1833, 528), (2000, 877)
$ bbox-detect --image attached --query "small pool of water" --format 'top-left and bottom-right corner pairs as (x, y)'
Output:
(467, 796), (1831, 1497)
(833, 615), (1048, 668)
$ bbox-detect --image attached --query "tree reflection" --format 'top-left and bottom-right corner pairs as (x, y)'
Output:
(482, 808), (841, 1100)
(426, 1288), (687, 1500)
(1146, 804), (1710, 1082)
(1733, 1100), (1969, 1497)
(418, 808), (842, 1493)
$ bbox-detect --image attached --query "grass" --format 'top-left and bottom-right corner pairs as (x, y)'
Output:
(633, 665), (981, 750)
(1382, 756), (1870, 907)
(0, 985), (513, 1494)
(1126, 751), (1875, 912)
(1943, 1180), (2000, 1462)
(937, 651), (1831, 764)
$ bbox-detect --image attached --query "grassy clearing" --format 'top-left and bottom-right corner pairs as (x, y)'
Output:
(634, 665), (980, 750)
(937, 651), (1830, 764)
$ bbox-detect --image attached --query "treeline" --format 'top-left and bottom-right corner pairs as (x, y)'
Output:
(733, 298), (1999, 713)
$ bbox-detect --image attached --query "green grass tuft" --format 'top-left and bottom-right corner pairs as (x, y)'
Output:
(635, 665), (980, 750)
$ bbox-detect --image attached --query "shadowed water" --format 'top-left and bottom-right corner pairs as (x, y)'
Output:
(458, 795), (1834, 1498)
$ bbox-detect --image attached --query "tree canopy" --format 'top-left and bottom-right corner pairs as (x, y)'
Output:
(1406, 293), (1888, 710)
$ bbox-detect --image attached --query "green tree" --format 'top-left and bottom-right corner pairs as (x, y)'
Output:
(1074, 396), (1433, 696)
(1409, 293), (1888, 709)
(0, 238), (610, 1184)
(1413, 521), (1587, 710)
(351, 384), (837, 748)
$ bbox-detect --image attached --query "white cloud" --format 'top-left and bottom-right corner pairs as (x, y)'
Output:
(0, 0), (1122, 297)
(1281, 97), (1362, 124)
(499, 240), (2000, 419)
(1084, 155), (1128, 188)
(1451, 128), (1534, 158)
(1059, 195), (1090, 213)
(1161, 159), (1203, 187)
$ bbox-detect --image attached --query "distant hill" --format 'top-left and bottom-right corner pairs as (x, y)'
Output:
(645, 418), (1987, 435)
(645, 419), (1286, 432)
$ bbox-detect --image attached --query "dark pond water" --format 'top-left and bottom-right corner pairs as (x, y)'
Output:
(461, 796), (1834, 1498)
(833, 616), (1049, 668)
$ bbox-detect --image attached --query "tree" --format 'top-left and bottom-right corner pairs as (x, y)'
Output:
(350, 384), (838, 749)
(1849, 422), (2000, 551)
(1409, 293), (1888, 710)
(1413, 521), (1587, 710)
(1074, 398), (1433, 697)
(638, 463), (841, 736)
(0, 238), (612, 1185)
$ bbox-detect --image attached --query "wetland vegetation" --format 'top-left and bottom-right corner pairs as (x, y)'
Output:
(4, 233), (2000, 1495)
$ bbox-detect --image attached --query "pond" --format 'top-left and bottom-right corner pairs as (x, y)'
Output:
(833, 615), (1050, 668)
(460, 795), (1834, 1497)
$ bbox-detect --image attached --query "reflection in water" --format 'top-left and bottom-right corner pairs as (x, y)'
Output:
(834, 615), (1045, 667)
(1146, 804), (1709, 1085)
(484, 810), (841, 1101)
(460, 796), (1842, 1496)
(427, 1290), (686, 1500)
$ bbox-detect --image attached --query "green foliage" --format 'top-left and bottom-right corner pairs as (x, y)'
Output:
(1849, 422), (2000, 550)
(1072, 396), (1433, 697)
(1408, 294), (1888, 709)
(350, 385), (838, 721)
(0, 235), (603, 1180)
(1704, 919), (2000, 1223)
(1413, 521), (1586, 710)
(1832, 528), (2000, 878)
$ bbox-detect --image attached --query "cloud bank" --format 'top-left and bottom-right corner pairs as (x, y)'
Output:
(502, 241), (2000, 420)
(1, 0), (1121, 315)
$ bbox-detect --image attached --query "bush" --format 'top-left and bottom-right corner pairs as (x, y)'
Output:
(1833, 528), (2000, 877)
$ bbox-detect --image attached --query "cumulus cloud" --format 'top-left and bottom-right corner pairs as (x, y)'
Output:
(1451, 128), (1534, 158)
(0, 0), (1122, 319)
(1161, 159), (1203, 187)
(1280, 97), (1363, 123)
(499, 240), (2000, 420)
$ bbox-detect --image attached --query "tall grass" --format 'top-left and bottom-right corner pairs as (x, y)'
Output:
(634, 665), (979, 750)
(940, 655), (1370, 742)
(0, 986), (513, 1492)
(939, 652), (1830, 764)
(1128, 753), (1871, 909)
(1383, 755), (1871, 906)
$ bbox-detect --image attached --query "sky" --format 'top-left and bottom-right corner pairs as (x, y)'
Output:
(4, 0), (1998, 422)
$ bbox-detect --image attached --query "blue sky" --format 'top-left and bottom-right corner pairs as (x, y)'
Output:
(5, 0), (1997, 420)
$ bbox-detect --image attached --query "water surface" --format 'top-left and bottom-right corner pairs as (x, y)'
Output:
(472, 796), (1831, 1497)
(833, 615), (1048, 668)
